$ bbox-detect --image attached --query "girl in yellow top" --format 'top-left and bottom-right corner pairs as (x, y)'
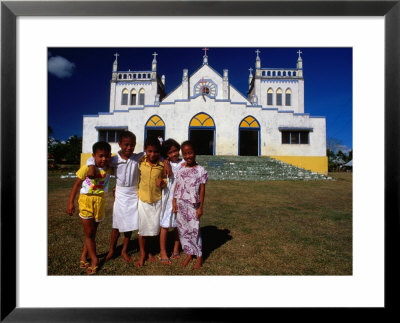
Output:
(67, 141), (113, 274)
(134, 136), (167, 267)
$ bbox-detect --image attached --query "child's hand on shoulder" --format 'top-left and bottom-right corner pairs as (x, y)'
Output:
(87, 165), (97, 179)
(156, 176), (164, 188)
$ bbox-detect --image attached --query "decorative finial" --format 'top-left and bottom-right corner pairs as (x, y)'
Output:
(114, 52), (119, 61)
(249, 67), (253, 75)
(203, 48), (209, 57)
(152, 52), (158, 61)
(255, 49), (260, 58)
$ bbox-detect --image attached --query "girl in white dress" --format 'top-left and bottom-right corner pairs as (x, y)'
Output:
(159, 139), (184, 264)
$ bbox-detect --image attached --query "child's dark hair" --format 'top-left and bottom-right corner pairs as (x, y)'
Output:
(92, 141), (111, 154)
(181, 140), (195, 151)
(162, 138), (181, 158)
(118, 130), (136, 143)
(144, 135), (161, 150)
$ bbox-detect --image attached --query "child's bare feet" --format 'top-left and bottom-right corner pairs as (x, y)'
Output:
(134, 256), (145, 267)
(148, 254), (157, 262)
(105, 251), (114, 263)
(180, 255), (192, 267)
(122, 252), (133, 263)
(193, 257), (203, 269)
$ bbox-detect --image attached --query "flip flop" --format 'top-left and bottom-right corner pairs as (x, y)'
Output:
(86, 266), (98, 275)
(160, 258), (171, 265)
(170, 253), (180, 259)
(79, 260), (89, 269)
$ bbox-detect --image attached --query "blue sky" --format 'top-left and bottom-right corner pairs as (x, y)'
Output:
(48, 47), (352, 152)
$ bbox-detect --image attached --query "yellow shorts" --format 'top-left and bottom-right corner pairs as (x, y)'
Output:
(78, 194), (105, 222)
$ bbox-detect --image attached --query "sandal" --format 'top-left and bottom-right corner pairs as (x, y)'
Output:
(79, 260), (89, 269)
(86, 266), (98, 275)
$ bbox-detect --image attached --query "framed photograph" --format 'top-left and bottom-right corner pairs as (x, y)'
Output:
(2, 0), (399, 321)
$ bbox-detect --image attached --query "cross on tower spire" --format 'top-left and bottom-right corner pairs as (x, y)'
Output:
(114, 52), (119, 60)
(152, 52), (158, 60)
(249, 67), (253, 74)
(255, 49), (260, 58)
(203, 48), (209, 56)
(297, 50), (302, 58)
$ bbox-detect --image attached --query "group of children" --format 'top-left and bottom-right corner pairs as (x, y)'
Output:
(66, 131), (208, 274)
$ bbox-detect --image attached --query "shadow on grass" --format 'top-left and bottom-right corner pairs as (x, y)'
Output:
(97, 226), (232, 265)
(201, 225), (232, 261)
(97, 238), (140, 263)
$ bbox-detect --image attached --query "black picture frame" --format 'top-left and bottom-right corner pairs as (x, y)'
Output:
(1, 0), (399, 321)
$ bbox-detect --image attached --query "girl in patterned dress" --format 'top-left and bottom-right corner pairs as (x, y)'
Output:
(172, 141), (208, 269)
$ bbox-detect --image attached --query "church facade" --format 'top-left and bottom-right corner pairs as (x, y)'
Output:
(81, 49), (328, 174)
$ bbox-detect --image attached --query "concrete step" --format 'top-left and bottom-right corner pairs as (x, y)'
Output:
(195, 155), (329, 181)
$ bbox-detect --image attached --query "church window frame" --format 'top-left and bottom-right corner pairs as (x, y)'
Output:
(139, 88), (145, 105)
(285, 88), (292, 106)
(279, 128), (312, 144)
(121, 88), (129, 105)
(267, 88), (274, 105)
(188, 112), (216, 155)
(144, 115), (165, 143)
(276, 88), (283, 106)
(238, 116), (260, 156)
(130, 89), (137, 105)
(96, 126), (128, 143)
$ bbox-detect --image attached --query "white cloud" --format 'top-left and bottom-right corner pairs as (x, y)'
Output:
(48, 55), (75, 78)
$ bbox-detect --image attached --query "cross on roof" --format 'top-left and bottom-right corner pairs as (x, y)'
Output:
(202, 48), (209, 56)
(152, 52), (158, 59)
(255, 49), (260, 58)
(297, 50), (302, 57)
(114, 53), (119, 60)
(249, 67), (253, 74)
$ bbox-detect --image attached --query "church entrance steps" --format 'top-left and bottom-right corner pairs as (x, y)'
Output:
(195, 155), (330, 181)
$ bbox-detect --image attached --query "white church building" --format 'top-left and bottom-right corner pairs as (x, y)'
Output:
(81, 49), (328, 174)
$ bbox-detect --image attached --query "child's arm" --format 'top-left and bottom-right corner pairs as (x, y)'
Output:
(196, 183), (206, 219)
(163, 159), (172, 178)
(67, 178), (83, 216)
(86, 156), (97, 179)
(172, 180), (178, 213)
(172, 197), (178, 214)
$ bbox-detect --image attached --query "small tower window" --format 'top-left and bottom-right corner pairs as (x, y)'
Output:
(267, 88), (273, 105)
(139, 88), (145, 105)
(285, 89), (292, 106)
(276, 88), (283, 106)
(121, 89), (128, 105)
(130, 89), (137, 105)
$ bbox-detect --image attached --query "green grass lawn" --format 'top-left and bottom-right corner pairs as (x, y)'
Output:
(48, 171), (352, 276)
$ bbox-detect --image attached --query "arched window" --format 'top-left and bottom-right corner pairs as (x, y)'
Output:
(267, 88), (273, 105)
(285, 89), (292, 106)
(121, 89), (128, 105)
(130, 89), (137, 105)
(139, 88), (145, 105)
(276, 88), (283, 106)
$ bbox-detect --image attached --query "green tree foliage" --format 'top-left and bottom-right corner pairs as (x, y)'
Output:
(49, 134), (82, 165)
